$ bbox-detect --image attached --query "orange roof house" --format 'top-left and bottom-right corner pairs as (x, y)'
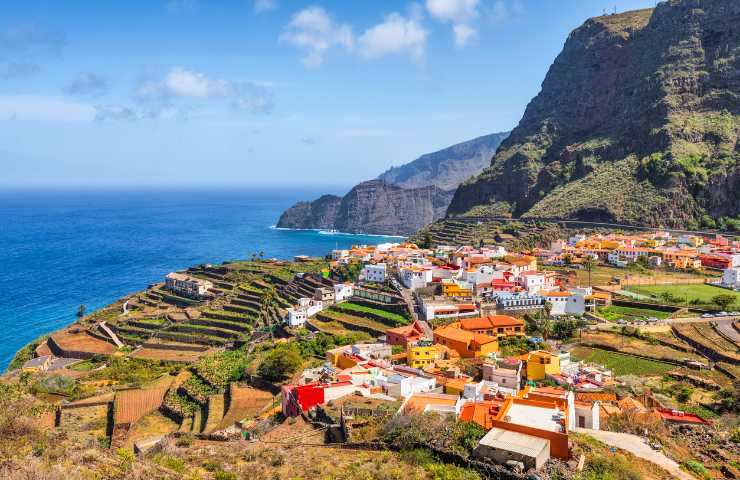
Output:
(459, 400), (505, 430)
(433, 324), (498, 358)
(459, 315), (525, 339)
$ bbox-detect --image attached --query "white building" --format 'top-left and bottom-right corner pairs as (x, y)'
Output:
(164, 272), (213, 299)
(400, 266), (432, 290)
(544, 291), (585, 316)
(285, 298), (324, 327)
(285, 307), (307, 327)
(482, 359), (522, 395)
(333, 283), (354, 302)
(382, 373), (436, 398)
(331, 249), (349, 261)
(361, 263), (387, 283)
(722, 268), (740, 288)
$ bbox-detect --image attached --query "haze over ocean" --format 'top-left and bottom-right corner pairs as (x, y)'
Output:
(0, 187), (402, 370)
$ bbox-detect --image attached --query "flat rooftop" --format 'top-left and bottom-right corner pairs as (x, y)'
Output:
(479, 427), (550, 457)
(505, 401), (564, 433)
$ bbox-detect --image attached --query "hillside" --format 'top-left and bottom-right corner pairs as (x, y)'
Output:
(276, 132), (508, 236)
(447, 0), (740, 230)
(377, 132), (510, 190)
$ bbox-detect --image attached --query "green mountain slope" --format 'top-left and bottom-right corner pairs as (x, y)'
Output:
(447, 0), (739, 230)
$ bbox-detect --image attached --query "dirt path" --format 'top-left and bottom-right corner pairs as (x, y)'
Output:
(575, 428), (693, 480)
(713, 319), (740, 343)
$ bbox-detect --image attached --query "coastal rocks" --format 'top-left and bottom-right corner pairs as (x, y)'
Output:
(277, 180), (453, 236)
(276, 132), (509, 236)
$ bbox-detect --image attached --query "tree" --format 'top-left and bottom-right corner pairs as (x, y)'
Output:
(257, 344), (302, 381)
(712, 294), (735, 311)
(582, 256), (597, 287)
(76, 304), (86, 318)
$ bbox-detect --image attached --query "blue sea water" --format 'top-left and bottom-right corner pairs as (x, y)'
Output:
(0, 187), (402, 370)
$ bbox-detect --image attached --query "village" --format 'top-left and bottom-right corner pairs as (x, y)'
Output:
(4, 226), (740, 480)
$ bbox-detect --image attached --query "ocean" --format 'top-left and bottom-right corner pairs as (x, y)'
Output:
(0, 187), (403, 370)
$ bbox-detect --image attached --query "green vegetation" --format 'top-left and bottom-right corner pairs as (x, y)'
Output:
(85, 357), (178, 387)
(626, 284), (740, 308)
(257, 343), (302, 382)
(570, 347), (675, 376)
(6, 335), (48, 371)
(336, 302), (410, 326)
(683, 460), (709, 479)
(295, 332), (372, 358)
(193, 350), (250, 390)
(598, 305), (671, 321)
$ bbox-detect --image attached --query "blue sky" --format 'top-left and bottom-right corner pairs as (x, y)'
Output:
(1, 0), (656, 188)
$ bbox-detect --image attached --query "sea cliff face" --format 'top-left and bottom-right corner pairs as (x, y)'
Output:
(276, 132), (508, 235)
(448, 0), (740, 229)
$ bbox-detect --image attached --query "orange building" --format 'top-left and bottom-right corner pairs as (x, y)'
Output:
(459, 400), (505, 430)
(433, 324), (498, 358)
(459, 315), (525, 339)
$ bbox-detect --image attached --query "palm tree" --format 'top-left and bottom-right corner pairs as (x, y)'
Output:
(582, 256), (597, 287)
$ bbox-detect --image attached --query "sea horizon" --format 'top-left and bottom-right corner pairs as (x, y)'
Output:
(0, 187), (402, 370)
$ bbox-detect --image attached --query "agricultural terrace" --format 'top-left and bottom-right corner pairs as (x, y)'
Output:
(578, 330), (705, 365)
(626, 284), (740, 308)
(597, 305), (672, 321)
(569, 346), (676, 376)
(333, 302), (411, 327)
(542, 263), (713, 286)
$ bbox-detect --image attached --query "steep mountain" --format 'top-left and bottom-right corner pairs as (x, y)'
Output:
(276, 132), (509, 235)
(377, 132), (510, 190)
(448, 0), (739, 230)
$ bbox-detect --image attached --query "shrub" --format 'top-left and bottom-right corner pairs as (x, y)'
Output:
(684, 460), (709, 479)
(257, 344), (302, 381)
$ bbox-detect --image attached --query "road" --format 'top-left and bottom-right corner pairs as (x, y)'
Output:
(713, 318), (740, 343)
(392, 276), (433, 339)
(574, 428), (693, 480)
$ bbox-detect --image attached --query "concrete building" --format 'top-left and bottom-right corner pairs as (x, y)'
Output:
(164, 272), (213, 299)
(722, 267), (740, 288)
(400, 266), (433, 290)
(433, 324), (498, 358)
(475, 427), (551, 470)
(459, 315), (525, 339)
(361, 263), (387, 283)
(482, 358), (522, 395)
(333, 283), (354, 302)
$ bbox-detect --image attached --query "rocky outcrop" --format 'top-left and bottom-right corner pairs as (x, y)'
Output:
(276, 132), (508, 235)
(275, 194), (341, 230)
(448, 0), (739, 229)
(377, 132), (509, 190)
(334, 181), (454, 236)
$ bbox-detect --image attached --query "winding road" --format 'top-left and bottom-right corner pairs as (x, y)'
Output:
(574, 428), (693, 480)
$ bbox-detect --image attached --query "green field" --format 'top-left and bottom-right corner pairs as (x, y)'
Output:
(597, 305), (672, 321)
(570, 346), (675, 376)
(336, 302), (410, 326)
(626, 284), (740, 308)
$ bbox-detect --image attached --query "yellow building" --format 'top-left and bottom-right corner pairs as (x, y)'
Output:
(520, 350), (560, 381)
(442, 279), (473, 298)
(407, 340), (438, 369)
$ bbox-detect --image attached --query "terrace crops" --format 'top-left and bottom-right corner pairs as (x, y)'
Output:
(334, 302), (411, 327)
(570, 346), (675, 376)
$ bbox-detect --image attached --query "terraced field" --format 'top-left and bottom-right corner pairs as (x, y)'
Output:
(333, 301), (411, 327)
(579, 331), (704, 364)
(316, 309), (388, 336)
(673, 323), (740, 363)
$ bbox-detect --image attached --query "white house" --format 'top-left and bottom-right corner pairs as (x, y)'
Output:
(361, 263), (387, 283)
(544, 291), (585, 316)
(333, 283), (354, 302)
(400, 266), (432, 290)
(382, 373), (436, 398)
(722, 268), (740, 288)
(164, 272), (213, 299)
(331, 249), (349, 261)
(573, 401), (601, 430)
(482, 359), (522, 395)
(285, 298), (324, 327)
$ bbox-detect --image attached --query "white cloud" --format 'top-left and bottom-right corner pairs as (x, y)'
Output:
(133, 67), (274, 118)
(254, 0), (276, 14)
(280, 6), (354, 68)
(137, 67), (232, 100)
(426, 0), (479, 22)
(425, 0), (480, 48)
(0, 94), (94, 122)
(452, 23), (476, 47)
(358, 12), (428, 63)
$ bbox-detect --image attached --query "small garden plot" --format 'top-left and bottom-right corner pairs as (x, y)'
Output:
(334, 302), (410, 327)
(597, 305), (672, 321)
(570, 346), (675, 376)
(626, 283), (740, 308)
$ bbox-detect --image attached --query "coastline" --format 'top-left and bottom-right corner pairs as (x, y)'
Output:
(269, 225), (407, 239)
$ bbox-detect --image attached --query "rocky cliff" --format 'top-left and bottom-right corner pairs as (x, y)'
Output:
(377, 132), (509, 190)
(448, 0), (739, 230)
(276, 132), (508, 235)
